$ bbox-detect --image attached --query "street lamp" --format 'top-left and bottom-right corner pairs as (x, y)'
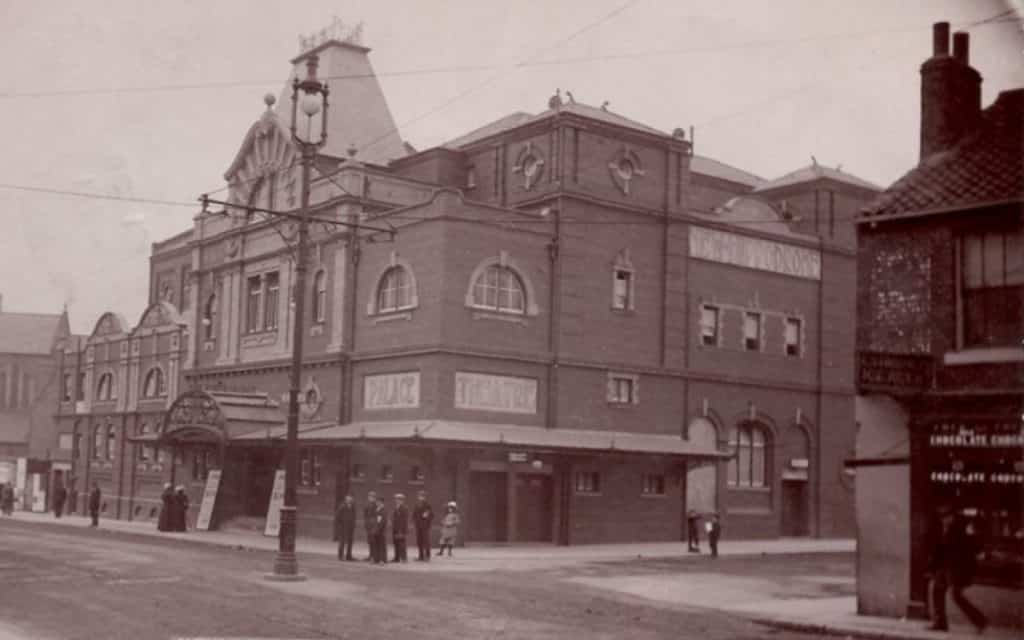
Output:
(269, 54), (329, 580)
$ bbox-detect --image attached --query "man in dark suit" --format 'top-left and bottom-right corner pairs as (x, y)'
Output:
(362, 491), (377, 562)
(335, 495), (357, 561)
(391, 494), (410, 563)
(88, 482), (101, 527)
(371, 496), (388, 564)
(412, 490), (434, 562)
(927, 507), (988, 633)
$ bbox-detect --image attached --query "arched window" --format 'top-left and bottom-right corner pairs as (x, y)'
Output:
(142, 368), (166, 399)
(312, 270), (327, 322)
(92, 425), (103, 460)
(96, 372), (115, 401)
(376, 266), (413, 313)
(106, 424), (117, 460)
(727, 423), (767, 488)
(471, 265), (525, 314)
(203, 293), (218, 342)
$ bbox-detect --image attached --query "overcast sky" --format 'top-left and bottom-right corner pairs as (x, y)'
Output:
(1, 0), (1021, 334)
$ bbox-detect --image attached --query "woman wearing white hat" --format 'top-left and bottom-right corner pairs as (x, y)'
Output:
(437, 501), (460, 557)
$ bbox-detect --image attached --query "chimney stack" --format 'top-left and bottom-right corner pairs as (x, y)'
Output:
(919, 22), (982, 160)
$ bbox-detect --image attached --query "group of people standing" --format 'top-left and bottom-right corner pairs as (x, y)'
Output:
(156, 484), (190, 532)
(334, 490), (460, 564)
(686, 510), (722, 557)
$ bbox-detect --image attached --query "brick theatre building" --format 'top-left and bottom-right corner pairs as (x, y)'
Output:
(57, 28), (875, 545)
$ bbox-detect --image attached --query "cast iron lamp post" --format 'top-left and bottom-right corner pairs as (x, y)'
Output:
(270, 53), (329, 580)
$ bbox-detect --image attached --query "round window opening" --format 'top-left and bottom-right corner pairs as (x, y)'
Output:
(523, 155), (540, 178)
(616, 158), (635, 180)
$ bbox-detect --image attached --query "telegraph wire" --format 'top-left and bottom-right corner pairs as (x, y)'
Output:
(0, 182), (195, 207)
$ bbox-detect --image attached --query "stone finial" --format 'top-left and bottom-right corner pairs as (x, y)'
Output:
(548, 89), (563, 110)
(263, 93), (276, 110)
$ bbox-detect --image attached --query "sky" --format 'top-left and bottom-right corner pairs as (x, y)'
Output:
(1, 0), (1021, 334)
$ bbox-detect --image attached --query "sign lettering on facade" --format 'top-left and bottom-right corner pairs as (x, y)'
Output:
(195, 469), (222, 532)
(364, 372), (420, 410)
(263, 469), (286, 537)
(689, 226), (821, 280)
(454, 372), (537, 414)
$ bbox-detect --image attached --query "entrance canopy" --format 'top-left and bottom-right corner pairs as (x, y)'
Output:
(129, 389), (284, 447)
(235, 420), (731, 460)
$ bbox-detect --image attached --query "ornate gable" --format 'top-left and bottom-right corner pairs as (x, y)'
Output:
(224, 96), (299, 212)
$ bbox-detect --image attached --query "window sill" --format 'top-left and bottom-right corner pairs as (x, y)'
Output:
(471, 311), (528, 325)
(944, 347), (1024, 366)
(610, 307), (636, 315)
(372, 311), (413, 325)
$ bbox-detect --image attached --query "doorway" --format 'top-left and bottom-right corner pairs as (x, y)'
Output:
(246, 448), (281, 517)
(781, 480), (809, 536)
(514, 473), (553, 542)
(468, 471), (508, 542)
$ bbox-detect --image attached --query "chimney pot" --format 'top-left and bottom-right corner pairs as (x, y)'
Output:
(933, 22), (950, 56)
(953, 31), (969, 64)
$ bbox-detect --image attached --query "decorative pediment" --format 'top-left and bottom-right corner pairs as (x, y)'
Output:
(136, 301), (183, 330)
(224, 99), (299, 212)
(90, 312), (128, 340)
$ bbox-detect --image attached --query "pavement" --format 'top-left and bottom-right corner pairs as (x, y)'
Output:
(4, 510), (1017, 640)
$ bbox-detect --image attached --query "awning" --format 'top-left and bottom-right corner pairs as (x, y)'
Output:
(237, 420), (730, 459)
(127, 389), (286, 446)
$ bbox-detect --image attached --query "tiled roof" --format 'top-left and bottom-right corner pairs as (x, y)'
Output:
(443, 112), (535, 149)
(864, 88), (1024, 218)
(691, 155), (765, 188)
(755, 163), (880, 193)
(0, 312), (62, 355)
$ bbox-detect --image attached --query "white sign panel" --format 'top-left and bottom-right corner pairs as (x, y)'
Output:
(195, 469), (222, 532)
(455, 372), (537, 414)
(263, 469), (286, 537)
(689, 226), (821, 280)
(364, 372), (420, 410)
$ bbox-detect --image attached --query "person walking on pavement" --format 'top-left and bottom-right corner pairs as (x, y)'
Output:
(706, 513), (721, 558)
(371, 496), (388, 564)
(0, 483), (13, 516)
(413, 490), (434, 562)
(87, 482), (101, 527)
(362, 491), (378, 561)
(173, 485), (189, 532)
(926, 506), (988, 633)
(391, 494), (410, 563)
(335, 495), (357, 561)
(157, 483), (173, 532)
(52, 483), (67, 519)
(437, 501), (460, 557)
(686, 510), (701, 553)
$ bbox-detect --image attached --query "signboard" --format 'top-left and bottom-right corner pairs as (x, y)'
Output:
(455, 372), (537, 414)
(508, 452), (528, 463)
(263, 469), (286, 537)
(364, 372), (420, 410)
(194, 469), (222, 531)
(689, 226), (821, 280)
(926, 422), (1024, 486)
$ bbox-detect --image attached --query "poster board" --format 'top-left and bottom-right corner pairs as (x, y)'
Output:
(263, 469), (286, 537)
(194, 469), (222, 531)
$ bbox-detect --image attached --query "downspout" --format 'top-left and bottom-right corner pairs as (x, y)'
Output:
(660, 146), (670, 369)
(814, 249), (825, 538)
(343, 232), (362, 424)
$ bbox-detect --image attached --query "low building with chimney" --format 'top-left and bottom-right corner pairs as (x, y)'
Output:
(853, 22), (1023, 629)
(56, 23), (877, 544)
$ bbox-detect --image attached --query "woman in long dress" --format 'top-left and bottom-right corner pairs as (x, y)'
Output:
(157, 483), (173, 531)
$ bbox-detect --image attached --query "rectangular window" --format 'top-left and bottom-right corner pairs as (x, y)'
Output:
(574, 471), (600, 494)
(700, 306), (719, 346)
(300, 450), (311, 486)
(744, 312), (762, 351)
(76, 373), (85, 401)
(263, 272), (280, 330)
(379, 464), (394, 482)
(962, 230), (1024, 348)
(785, 318), (802, 356)
(410, 465), (425, 483)
(246, 276), (262, 333)
(612, 269), (633, 310)
(607, 374), (637, 404)
(350, 463), (366, 481)
(641, 474), (666, 496)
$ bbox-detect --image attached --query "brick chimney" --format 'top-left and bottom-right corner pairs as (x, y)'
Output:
(920, 22), (982, 160)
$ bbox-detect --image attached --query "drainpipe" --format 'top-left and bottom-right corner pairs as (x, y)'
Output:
(343, 233), (361, 424)
(814, 251), (825, 538)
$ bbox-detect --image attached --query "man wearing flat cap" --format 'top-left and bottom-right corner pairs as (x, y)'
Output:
(391, 493), (410, 563)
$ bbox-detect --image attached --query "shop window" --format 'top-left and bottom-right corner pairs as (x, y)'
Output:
(961, 229), (1024, 348)
(300, 449), (321, 487)
(700, 305), (719, 346)
(574, 471), (601, 494)
(142, 367), (166, 398)
(245, 275), (262, 333)
(379, 464), (394, 482)
(471, 265), (525, 314)
(312, 270), (327, 323)
(744, 312), (762, 351)
(350, 463), (366, 481)
(410, 465), (425, 483)
(641, 474), (666, 496)
(376, 266), (413, 313)
(203, 293), (218, 342)
(606, 373), (638, 405)
(727, 424), (768, 488)
(785, 318), (802, 357)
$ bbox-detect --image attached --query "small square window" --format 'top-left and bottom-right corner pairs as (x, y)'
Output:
(612, 269), (634, 310)
(607, 374), (637, 404)
(641, 474), (666, 495)
(379, 464), (394, 482)
(350, 463), (366, 481)
(700, 306), (719, 346)
(410, 465), (425, 483)
(575, 471), (601, 494)
(785, 318), (802, 356)
(744, 312), (762, 351)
